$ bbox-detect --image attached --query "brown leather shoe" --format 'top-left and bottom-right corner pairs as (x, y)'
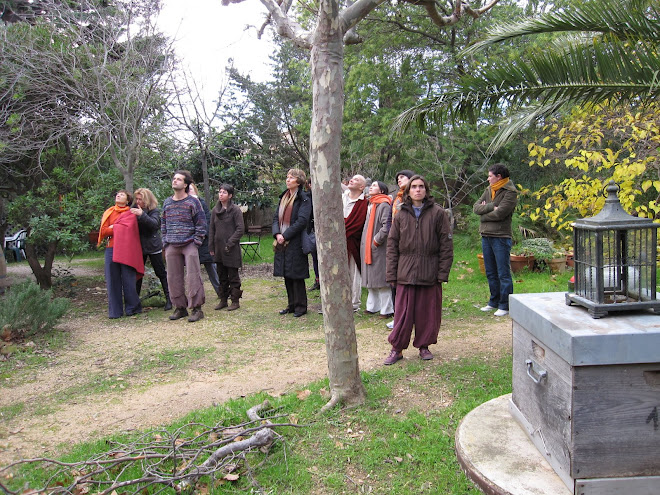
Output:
(187, 307), (204, 322)
(169, 307), (189, 320)
(227, 301), (240, 311)
(419, 347), (433, 360)
(384, 349), (403, 365)
(214, 299), (228, 310)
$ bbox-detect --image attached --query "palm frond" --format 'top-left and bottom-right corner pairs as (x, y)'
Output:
(462, 0), (660, 56)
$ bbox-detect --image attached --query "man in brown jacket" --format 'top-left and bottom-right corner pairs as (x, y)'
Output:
(384, 175), (454, 365)
(473, 163), (518, 317)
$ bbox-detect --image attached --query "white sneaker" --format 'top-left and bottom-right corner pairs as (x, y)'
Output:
(480, 305), (496, 312)
(494, 309), (509, 317)
(386, 320), (394, 329)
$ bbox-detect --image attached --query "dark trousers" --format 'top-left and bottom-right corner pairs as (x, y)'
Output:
(105, 248), (142, 318)
(216, 262), (241, 299)
(203, 262), (221, 297)
(311, 249), (319, 281)
(482, 236), (513, 311)
(136, 252), (169, 299)
(388, 284), (442, 351)
(284, 277), (307, 313)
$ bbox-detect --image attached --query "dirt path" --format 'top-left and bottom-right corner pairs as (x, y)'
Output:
(0, 263), (511, 466)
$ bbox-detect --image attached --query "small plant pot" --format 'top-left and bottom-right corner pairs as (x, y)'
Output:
(510, 254), (534, 273)
(548, 257), (567, 274)
(477, 253), (485, 275)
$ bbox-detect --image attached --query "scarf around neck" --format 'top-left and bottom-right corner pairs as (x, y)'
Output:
(490, 178), (509, 199)
(364, 193), (392, 265)
(98, 204), (130, 246)
(278, 188), (298, 234)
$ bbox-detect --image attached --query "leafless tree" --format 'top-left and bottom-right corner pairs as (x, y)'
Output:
(0, 0), (176, 193)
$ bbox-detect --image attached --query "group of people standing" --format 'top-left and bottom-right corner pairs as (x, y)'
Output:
(98, 170), (244, 323)
(271, 163), (517, 366)
(98, 163), (517, 367)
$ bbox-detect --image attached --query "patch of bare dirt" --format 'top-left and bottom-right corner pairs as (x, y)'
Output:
(0, 262), (511, 466)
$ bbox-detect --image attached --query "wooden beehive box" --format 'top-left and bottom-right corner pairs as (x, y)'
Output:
(509, 292), (660, 495)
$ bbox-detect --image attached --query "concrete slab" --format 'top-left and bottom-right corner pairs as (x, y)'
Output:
(455, 394), (571, 495)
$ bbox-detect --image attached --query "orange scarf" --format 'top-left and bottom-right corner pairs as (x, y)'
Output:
(97, 205), (130, 247)
(490, 178), (509, 200)
(392, 188), (405, 218)
(364, 194), (392, 265)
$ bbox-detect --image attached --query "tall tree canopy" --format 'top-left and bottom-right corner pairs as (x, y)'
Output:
(396, 0), (660, 151)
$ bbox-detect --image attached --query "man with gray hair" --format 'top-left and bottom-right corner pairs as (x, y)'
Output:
(343, 174), (368, 311)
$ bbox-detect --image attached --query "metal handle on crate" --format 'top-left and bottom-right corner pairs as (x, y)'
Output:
(526, 359), (547, 385)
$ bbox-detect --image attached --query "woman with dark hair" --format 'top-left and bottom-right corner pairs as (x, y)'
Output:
(384, 175), (453, 364)
(130, 188), (171, 310)
(209, 184), (245, 311)
(273, 168), (312, 317)
(98, 190), (144, 319)
(360, 180), (393, 316)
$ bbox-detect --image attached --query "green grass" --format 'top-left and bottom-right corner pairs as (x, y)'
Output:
(5, 355), (511, 494)
(0, 402), (25, 422)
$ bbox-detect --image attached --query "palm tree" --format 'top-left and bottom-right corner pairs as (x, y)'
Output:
(395, 0), (660, 151)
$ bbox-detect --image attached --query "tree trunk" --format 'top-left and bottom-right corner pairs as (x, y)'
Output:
(311, 0), (366, 411)
(0, 247), (6, 295)
(201, 147), (211, 205)
(25, 241), (57, 289)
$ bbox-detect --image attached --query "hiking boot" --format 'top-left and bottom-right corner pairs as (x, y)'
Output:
(215, 299), (228, 310)
(419, 347), (433, 360)
(188, 306), (204, 322)
(227, 289), (243, 311)
(383, 349), (403, 365)
(169, 307), (188, 320)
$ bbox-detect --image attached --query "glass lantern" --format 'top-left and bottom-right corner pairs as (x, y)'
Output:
(566, 181), (660, 318)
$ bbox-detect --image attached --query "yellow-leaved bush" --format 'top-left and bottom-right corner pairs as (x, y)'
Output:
(524, 101), (660, 233)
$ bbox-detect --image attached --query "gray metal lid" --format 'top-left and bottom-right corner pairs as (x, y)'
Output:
(510, 292), (660, 366)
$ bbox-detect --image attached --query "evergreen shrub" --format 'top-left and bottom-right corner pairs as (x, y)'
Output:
(0, 281), (69, 336)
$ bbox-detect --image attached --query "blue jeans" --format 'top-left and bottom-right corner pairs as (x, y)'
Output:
(482, 237), (513, 311)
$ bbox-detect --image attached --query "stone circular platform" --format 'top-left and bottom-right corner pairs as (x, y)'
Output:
(455, 394), (571, 495)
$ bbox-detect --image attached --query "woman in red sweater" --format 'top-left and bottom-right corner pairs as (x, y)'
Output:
(98, 190), (144, 319)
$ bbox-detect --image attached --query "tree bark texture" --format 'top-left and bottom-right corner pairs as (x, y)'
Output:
(25, 241), (57, 289)
(310, 0), (366, 409)
(0, 247), (7, 295)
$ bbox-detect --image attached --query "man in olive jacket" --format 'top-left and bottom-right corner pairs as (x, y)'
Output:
(473, 163), (518, 317)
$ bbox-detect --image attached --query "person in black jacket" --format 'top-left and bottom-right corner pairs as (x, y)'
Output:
(130, 188), (171, 310)
(273, 168), (312, 317)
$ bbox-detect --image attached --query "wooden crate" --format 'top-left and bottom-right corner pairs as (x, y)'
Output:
(509, 292), (660, 495)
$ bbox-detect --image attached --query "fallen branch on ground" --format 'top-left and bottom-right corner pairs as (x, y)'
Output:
(0, 400), (299, 495)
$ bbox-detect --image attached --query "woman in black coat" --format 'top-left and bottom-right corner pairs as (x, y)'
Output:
(272, 168), (312, 317)
(130, 188), (171, 310)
